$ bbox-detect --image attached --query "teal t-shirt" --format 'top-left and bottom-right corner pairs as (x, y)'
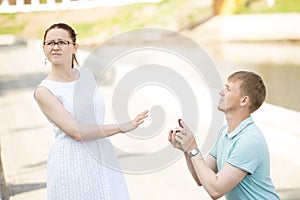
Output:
(210, 116), (280, 200)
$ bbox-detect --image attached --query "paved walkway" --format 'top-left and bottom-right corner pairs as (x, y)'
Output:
(1, 13), (300, 200)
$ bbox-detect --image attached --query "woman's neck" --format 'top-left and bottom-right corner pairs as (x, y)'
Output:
(48, 65), (77, 82)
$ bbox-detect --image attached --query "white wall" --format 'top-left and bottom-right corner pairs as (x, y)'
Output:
(0, 0), (160, 13)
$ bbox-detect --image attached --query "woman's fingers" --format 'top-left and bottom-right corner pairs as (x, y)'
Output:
(134, 110), (149, 125)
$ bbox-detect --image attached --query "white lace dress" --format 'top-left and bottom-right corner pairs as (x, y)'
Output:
(36, 68), (130, 200)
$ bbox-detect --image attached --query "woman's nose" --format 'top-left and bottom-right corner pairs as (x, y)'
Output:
(53, 43), (60, 50)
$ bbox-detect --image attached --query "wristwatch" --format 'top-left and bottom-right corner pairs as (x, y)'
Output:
(188, 148), (200, 158)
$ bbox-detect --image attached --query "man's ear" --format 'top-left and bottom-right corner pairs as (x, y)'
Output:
(240, 96), (250, 107)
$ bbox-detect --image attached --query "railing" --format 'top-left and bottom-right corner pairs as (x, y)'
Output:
(0, 0), (160, 13)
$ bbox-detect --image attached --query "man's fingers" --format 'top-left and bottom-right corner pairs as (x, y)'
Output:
(175, 135), (183, 144)
(179, 119), (186, 129)
(179, 120), (192, 133)
(168, 131), (176, 143)
(168, 130), (173, 141)
(175, 131), (185, 139)
(178, 119), (183, 128)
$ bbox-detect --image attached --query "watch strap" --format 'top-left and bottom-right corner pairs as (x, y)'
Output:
(188, 148), (200, 158)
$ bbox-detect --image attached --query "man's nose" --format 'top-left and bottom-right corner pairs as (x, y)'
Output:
(219, 90), (224, 96)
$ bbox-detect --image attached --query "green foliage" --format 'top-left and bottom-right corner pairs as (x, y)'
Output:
(235, 0), (300, 14)
(0, 0), (211, 40)
(74, 0), (211, 39)
(0, 13), (26, 34)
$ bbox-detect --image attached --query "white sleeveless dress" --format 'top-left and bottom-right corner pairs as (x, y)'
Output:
(36, 68), (130, 200)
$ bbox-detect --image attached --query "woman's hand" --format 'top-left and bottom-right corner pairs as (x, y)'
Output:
(119, 110), (149, 133)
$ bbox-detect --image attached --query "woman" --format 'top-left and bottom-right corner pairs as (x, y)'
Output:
(34, 23), (148, 200)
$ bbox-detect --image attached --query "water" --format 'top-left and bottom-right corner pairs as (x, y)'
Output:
(204, 42), (300, 112)
(1, 39), (298, 112)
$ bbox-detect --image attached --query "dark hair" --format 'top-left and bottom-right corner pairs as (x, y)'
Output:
(43, 23), (79, 68)
(228, 71), (266, 113)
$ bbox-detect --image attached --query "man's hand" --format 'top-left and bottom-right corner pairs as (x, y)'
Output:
(168, 120), (197, 153)
(168, 130), (185, 151)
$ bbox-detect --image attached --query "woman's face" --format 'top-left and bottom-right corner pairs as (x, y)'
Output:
(43, 28), (77, 67)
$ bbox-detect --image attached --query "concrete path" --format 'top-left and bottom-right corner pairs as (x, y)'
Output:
(1, 13), (300, 200)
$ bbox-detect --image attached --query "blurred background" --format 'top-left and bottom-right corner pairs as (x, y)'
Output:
(0, 0), (300, 200)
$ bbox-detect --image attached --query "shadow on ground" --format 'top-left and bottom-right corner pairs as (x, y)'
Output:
(8, 182), (46, 196)
(277, 188), (300, 200)
(0, 73), (47, 96)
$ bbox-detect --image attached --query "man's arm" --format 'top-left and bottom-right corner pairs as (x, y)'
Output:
(190, 154), (247, 199)
(168, 130), (218, 186)
(184, 152), (218, 186)
(174, 120), (247, 199)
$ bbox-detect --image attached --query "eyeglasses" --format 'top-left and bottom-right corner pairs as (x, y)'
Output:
(43, 39), (74, 48)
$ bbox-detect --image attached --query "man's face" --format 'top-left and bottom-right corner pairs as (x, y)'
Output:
(217, 79), (242, 113)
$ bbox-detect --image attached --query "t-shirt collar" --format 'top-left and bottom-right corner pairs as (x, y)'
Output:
(226, 116), (254, 139)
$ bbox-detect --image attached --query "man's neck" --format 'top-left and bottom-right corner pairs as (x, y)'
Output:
(225, 111), (250, 133)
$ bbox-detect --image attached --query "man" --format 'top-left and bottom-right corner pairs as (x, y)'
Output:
(169, 71), (280, 200)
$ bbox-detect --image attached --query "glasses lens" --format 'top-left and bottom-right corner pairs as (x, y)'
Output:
(58, 41), (69, 46)
(44, 40), (71, 47)
(45, 41), (55, 46)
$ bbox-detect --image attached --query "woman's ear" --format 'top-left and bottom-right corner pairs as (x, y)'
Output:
(74, 43), (78, 53)
(42, 45), (47, 55)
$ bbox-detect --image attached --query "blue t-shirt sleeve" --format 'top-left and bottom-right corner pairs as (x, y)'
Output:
(227, 135), (263, 174)
(210, 142), (217, 159)
(209, 126), (226, 159)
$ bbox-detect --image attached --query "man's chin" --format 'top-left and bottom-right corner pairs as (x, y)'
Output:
(217, 106), (225, 113)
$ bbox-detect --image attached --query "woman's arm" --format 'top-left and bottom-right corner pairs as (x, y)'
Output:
(35, 86), (148, 141)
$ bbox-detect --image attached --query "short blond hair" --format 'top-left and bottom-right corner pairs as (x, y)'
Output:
(228, 71), (266, 113)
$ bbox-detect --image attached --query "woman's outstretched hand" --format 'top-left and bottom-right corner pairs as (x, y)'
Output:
(119, 110), (149, 133)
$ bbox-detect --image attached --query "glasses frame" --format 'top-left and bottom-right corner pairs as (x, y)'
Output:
(43, 39), (75, 48)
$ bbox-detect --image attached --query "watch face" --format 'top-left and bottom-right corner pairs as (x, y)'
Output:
(189, 148), (200, 157)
